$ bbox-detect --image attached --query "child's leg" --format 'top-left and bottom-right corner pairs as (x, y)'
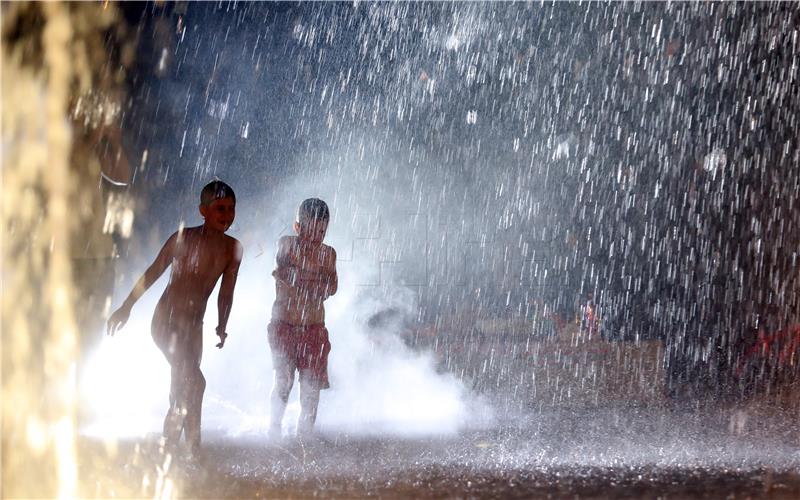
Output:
(269, 362), (294, 436)
(297, 372), (321, 437)
(154, 317), (185, 448)
(162, 358), (184, 447)
(157, 324), (204, 451)
(183, 364), (206, 453)
(181, 329), (205, 453)
(157, 329), (187, 448)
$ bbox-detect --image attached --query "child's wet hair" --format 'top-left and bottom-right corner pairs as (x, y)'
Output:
(200, 180), (236, 206)
(297, 198), (330, 222)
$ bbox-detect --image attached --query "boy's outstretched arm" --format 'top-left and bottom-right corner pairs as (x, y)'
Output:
(106, 232), (177, 335)
(215, 240), (243, 348)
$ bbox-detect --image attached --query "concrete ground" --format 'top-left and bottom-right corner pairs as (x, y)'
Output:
(78, 405), (800, 498)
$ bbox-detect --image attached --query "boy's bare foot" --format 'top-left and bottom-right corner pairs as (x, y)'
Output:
(267, 426), (282, 442)
(188, 441), (203, 460)
(295, 430), (329, 447)
(158, 435), (179, 459)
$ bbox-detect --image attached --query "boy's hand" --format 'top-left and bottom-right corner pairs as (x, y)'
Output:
(298, 271), (323, 283)
(215, 327), (228, 348)
(107, 306), (131, 336)
(272, 267), (298, 286)
(300, 272), (333, 298)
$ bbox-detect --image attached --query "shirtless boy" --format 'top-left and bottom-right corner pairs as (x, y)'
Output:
(268, 198), (338, 438)
(107, 180), (243, 455)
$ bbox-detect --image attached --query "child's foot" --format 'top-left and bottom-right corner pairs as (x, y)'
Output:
(157, 436), (179, 465)
(267, 426), (282, 442)
(295, 430), (327, 447)
(188, 442), (203, 461)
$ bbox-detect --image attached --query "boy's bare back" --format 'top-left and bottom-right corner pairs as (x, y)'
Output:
(271, 234), (337, 326)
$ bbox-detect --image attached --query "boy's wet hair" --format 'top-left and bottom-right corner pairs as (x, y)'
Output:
(297, 198), (330, 223)
(200, 180), (236, 206)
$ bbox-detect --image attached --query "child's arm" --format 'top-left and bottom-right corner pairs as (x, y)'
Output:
(215, 240), (243, 348)
(271, 238), (337, 299)
(274, 266), (322, 285)
(272, 236), (299, 286)
(299, 248), (338, 300)
(321, 247), (338, 298)
(272, 266), (297, 286)
(107, 232), (177, 335)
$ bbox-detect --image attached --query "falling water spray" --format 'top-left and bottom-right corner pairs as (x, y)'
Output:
(2, 2), (130, 496)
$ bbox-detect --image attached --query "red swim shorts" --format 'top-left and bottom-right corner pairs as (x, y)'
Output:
(268, 321), (331, 389)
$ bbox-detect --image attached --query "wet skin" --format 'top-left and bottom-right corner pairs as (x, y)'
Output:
(106, 196), (243, 451)
(271, 218), (338, 327)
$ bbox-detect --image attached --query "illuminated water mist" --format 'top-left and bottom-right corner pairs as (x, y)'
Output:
(10, 1), (800, 497)
(81, 181), (494, 440)
(80, 264), (489, 440)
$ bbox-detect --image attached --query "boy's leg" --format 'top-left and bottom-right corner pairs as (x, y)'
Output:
(162, 358), (184, 447)
(183, 364), (206, 454)
(182, 329), (205, 454)
(154, 316), (186, 449)
(269, 362), (294, 437)
(297, 372), (321, 437)
(295, 325), (330, 437)
(156, 328), (187, 449)
(158, 325), (204, 452)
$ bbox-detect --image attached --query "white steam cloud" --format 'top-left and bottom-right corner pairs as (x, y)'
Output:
(80, 154), (493, 440)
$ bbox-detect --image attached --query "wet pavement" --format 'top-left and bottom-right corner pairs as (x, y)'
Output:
(78, 406), (800, 498)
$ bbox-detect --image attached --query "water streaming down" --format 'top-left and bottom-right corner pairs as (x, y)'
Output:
(8, 1), (800, 497)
